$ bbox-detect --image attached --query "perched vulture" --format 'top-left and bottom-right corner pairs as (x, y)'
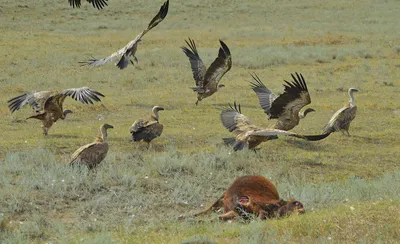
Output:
(323, 88), (359, 136)
(250, 72), (315, 131)
(130, 106), (164, 146)
(80, 0), (169, 69)
(220, 102), (330, 151)
(69, 0), (108, 9)
(181, 38), (232, 105)
(7, 87), (105, 135)
(70, 123), (114, 169)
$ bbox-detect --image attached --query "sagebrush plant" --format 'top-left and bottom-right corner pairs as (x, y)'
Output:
(1, 0), (399, 243)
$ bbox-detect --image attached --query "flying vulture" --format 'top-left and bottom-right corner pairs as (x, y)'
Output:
(80, 0), (169, 69)
(181, 38), (232, 105)
(250, 72), (315, 131)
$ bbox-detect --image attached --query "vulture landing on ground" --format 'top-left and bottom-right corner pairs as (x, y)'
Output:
(323, 88), (359, 136)
(130, 106), (164, 147)
(80, 0), (169, 69)
(8, 87), (105, 135)
(70, 123), (113, 169)
(69, 0), (108, 9)
(181, 38), (232, 105)
(250, 72), (315, 131)
(220, 102), (330, 151)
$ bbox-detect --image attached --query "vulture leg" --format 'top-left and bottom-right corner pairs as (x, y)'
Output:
(134, 56), (139, 64)
(346, 130), (351, 136)
(42, 126), (49, 136)
(195, 100), (199, 106)
(130, 59), (134, 66)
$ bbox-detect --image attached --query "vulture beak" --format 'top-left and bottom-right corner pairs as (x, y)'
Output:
(158, 107), (165, 111)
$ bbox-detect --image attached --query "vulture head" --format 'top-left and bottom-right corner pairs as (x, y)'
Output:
(300, 108), (316, 118)
(217, 84), (226, 90)
(348, 88), (359, 94)
(102, 123), (114, 130)
(63, 109), (73, 118)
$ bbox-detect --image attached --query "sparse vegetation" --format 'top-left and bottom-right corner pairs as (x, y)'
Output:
(1, 0), (399, 243)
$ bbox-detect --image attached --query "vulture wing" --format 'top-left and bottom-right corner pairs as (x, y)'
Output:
(181, 38), (207, 86)
(43, 87), (104, 113)
(70, 142), (109, 169)
(69, 0), (108, 9)
(220, 101), (252, 134)
(202, 40), (232, 88)
(7, 91), (51, 113)
(80, 0), (169, 69)
(249, 73), (278, 117)
(323, 105), (357, 133)
(269, 72), (311, 119)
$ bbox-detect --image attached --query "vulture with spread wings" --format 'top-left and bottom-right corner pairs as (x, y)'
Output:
(70, 123), (113, 170)
(8, 87), (105, 135)
(130, 106), (164, 148)
(69, 0), (108, 9)
(323, 88), (359, 136)
(181, 38), (232, 105)
(80, 0), (169, 69)
(250, 72), (315, 131)
(220, 102), (330, 151)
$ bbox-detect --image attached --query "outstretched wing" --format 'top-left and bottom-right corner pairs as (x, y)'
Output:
(69, 0), (108, 9)
(181, 38), (207, 86)
(203, 40), (232, 88)
(80, 0), (169, 68)
(43, 87), (104, 113)
(249, 73), (278, 117)
(269, 72), (311, 119)
(7, 91), (51, 113)
(220, 101), (252, 134)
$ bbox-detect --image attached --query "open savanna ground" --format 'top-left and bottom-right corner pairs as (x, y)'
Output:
(1, 0), (399, 243)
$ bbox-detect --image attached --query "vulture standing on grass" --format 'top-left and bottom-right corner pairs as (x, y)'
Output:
(130, 106), (164, 147)
(7, 87), (105, 135)
(70, 123), (114, 169)
(80, 0), (169, 70)
(69, 0), (108, 9)
(250, 72), (315, 131)
(181, 38), (232, 105)
(220, 102), (330, 151)
(323, 88), (359, 136)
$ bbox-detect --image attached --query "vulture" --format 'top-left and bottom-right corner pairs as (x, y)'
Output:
(69, 0), (108, 9)
(323, 88), (359, 136)
(250, 72), (315, 131)
(220, 102), (330, 151)
(181, 38), (232, 105)
(130, 106), (164, 147)
(80, 0), (169, 70)
(70, 123), (114, 169)
(7, 87), (105, 135)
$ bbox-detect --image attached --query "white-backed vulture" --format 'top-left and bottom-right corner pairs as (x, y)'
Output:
(8, 87), (105, 135)
(130, 106), (164, 146)
(70, 123), (113, 169)
(220, 102), (330, 151)
(69, 0), (108, 9)
(250, 72), (315, 131)
(323, 88), (359, 136)
(181, 38), (232, 105)
(80, 0), (169, 69)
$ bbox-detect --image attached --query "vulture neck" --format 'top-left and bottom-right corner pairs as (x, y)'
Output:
(348, 90), (356, 106)
(151, 108), (160, 121)
(98, 126), (108, 142)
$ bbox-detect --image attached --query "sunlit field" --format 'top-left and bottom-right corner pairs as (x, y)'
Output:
(1, 0), (399, 243)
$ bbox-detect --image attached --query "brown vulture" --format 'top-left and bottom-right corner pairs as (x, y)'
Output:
(7, 87), (105, 135)
(181, 38), (232, 105)
(80, 0), (169, 69)
(70, 123), (114, 169)
(323, 88), (359, 136)
(69, 0), (108, 9)
(220, 102), (330, 151)
(250, 72), (315, 131)
(130, 106), (164, 147)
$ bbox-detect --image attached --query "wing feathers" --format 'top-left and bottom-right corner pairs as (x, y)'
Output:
(202, 40), (232, 87)
(181, 38), (207, 85)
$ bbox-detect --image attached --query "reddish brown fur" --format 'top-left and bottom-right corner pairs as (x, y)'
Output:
(185, 175), (305, 221)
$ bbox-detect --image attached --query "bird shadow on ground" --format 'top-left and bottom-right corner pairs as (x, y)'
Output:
(283, 138), (326, 151)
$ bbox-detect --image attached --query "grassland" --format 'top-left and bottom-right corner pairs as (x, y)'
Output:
(0, 0), (400, 243)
